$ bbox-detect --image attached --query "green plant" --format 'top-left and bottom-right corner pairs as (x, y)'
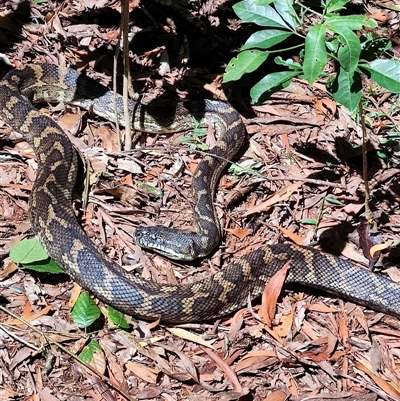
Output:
(179, 120), (209, 151)
(10, 238), (130, 329)
(223, 0), (400, 112)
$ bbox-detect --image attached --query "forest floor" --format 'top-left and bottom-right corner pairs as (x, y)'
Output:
(0, 1), (400, 401)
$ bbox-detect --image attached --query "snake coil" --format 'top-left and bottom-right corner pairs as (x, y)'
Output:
(0, 64), (399, 323)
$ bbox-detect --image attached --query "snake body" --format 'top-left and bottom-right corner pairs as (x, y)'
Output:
(1, 64), (400, 323)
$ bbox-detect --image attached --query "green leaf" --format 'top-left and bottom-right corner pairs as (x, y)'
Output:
(10, 238), (49, 264)
(79, 341), (102, 363)
(376, 150), (387, 159)
(136, 181), (162, 196)
(359, 59), (400, 93)
(71, 292), (101, 328)
(299, 218), (318, 225)
(326, 38), (339, 53)
(336, 28), (361, 73)
(233, 0), (291, 29)
(250, 71), (299, 103)
(223, 50), (269, 82)
(325, 15), (377, 31)
(274, 56), (302, 70)
(242, 29), (293, 50)
(255, 0), (275, 5)
(324, 196), (342, 205)
(106, 306), (130, 328)
(22, 259), (63, 274)
(273, 0), (297, 30)
(360, 34), (391, 60)
(303, 24), (327, 84)
(327, 67), (362, 112)
(326, 0), (350, 12)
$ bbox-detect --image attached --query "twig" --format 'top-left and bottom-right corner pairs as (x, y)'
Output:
(359, 102), (374, 226)
(0, 323), (41, 351)
(122, 0), (133, 150)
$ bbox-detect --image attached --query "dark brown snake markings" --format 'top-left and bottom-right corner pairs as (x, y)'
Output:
(0, 64), (399, 323)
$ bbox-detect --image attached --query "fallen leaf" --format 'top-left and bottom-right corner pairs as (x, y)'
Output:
(167, 327), (215, 349)
(260, 261), (291, 326)
(126, 361), (159, 384)
(244, 182), (303, 216)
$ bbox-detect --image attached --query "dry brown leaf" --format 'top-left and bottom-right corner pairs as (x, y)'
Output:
(126, 361), (159, 384)
(301, 320), (320, 341)
(369, 11), (389, 23)
(305, 304), (338, 313)
(243, 349), (277, 360)
(370, 242), (391, 257)
(337, 313), (350, 349)
(280, 132), (290, 151)
(274, 306), (295, 337)
(167, 327), (215, 349)
(9, 347), (32, 370)
(353, 306), (369, 336)
(96, 125), (119, 152)
(264, 390), (289, 401)
(243, 182), (303, 216)
(225, 227), (251, 239)
(234, 354), (276, 374)
(201, 346), (243, 394)
(277, 225), (305, 245)
(57, 112), (84, 135)
(68, 283), (82, 308)
(252, 105), (282, 115)
(249, 137), (264, 156)
(321, 98), (337, 115)
(353, 357), (400, 399)
(0, 260), (19, 279)
(36, 388), (60, 401)
(260, 261), (291, 326)
(303, 332), (337, 362)
(88, 348), (106, 375)
(6, 305), (52, 325)
(384, 266), (400, 283)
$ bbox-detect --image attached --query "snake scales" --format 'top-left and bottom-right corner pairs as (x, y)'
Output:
(0, 64), (400, 323)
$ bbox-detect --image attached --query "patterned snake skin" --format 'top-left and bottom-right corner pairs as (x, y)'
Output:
(0, 64), (400, 323)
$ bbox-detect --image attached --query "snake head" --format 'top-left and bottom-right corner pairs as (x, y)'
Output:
(135, 226), (201, 261)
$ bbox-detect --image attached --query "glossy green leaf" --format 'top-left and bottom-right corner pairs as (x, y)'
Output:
(23, 259), (63, 274)
(71, 292), (101, 328)
(107, 306), (130, 328)
(242, 29), (292, 50)
(303, 24), (327, 84)
(10, 238), (49, 264)
(324, 196), (343, 205)
(336, 28), (361, 73)
(223, 50), (269, 82)
(325, 15), (377, 31)
(79, 341), (102, 363)
(233, 0), (290, 29)
(327, 67), (362, 112)
(326, 0), (350, 12)
(299, 218), (318, 225)
(359, 59), (400, 93)
(250, 71), (299, 103)
(273, 0), (297, 30)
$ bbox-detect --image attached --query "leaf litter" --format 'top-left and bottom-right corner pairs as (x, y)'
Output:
(0, 1), (399, 400)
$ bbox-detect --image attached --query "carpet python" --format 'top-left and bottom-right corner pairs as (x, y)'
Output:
(0, 64), (400, 323)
